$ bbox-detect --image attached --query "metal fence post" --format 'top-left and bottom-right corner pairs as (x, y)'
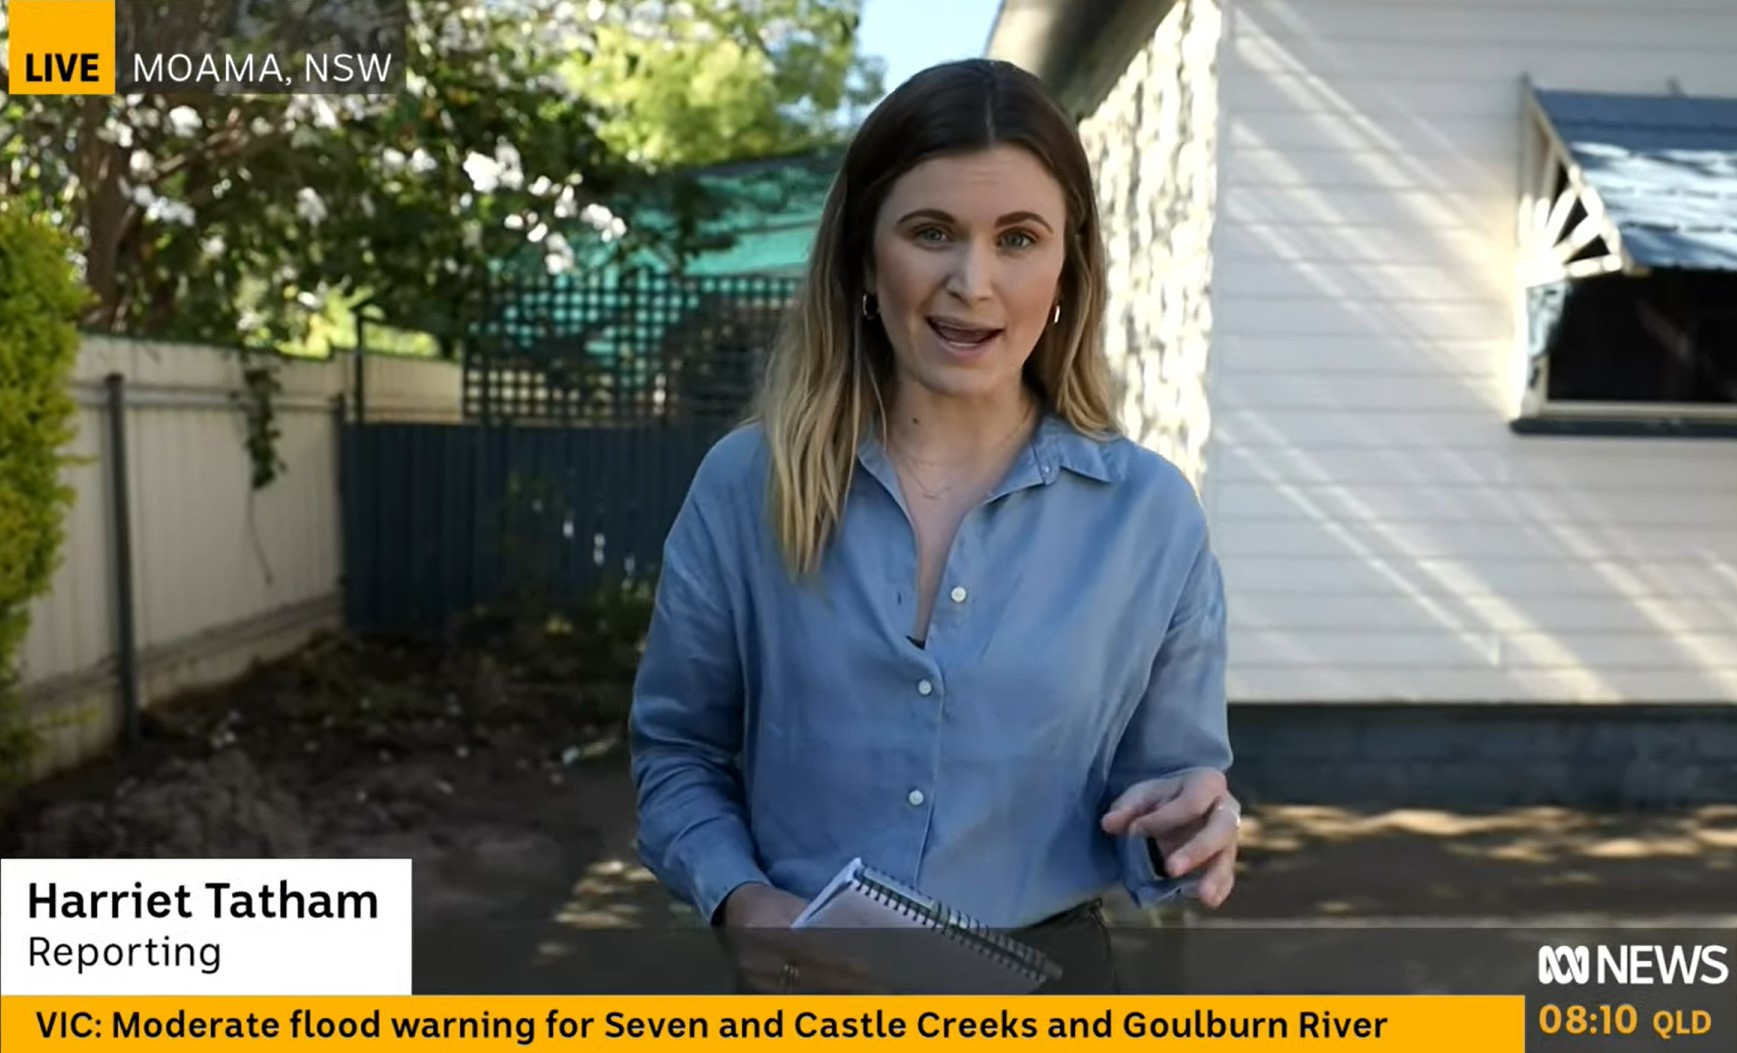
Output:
(353, 318), (368, 424)
(104, 373), (141, 745)
(333, 393), (350, 631)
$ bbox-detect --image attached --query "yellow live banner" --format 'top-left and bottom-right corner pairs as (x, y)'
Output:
(3, 996), (1523, 1051)
(6, 0), (117, 95)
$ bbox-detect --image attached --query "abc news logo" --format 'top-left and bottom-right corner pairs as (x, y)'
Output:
(1537, 944), (1730, 986)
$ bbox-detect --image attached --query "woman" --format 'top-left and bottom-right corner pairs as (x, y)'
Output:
(629, 59), (1239, 993)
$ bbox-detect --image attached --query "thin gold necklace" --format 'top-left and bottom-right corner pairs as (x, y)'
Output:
(889, 402), (1036, 501)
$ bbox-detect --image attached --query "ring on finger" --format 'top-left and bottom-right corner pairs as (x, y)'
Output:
(1213, 797), (1243, 828)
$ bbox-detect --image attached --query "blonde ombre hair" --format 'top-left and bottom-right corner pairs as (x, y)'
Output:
(754, 59), (1119, 576)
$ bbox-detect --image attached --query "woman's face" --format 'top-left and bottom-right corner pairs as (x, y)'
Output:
(868, 144), (1068, 405)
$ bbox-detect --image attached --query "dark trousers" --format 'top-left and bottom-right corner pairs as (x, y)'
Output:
(726, 900), (1122, 995)
(1019, 899), (1121, 994)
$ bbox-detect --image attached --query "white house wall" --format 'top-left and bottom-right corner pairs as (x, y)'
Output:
(1209, 0), (1737, 702)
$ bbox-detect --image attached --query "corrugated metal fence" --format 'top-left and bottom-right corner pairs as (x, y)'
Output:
(341, 422), (725, 634)
(18, 337), (462, 780)
(18, 270), (795, 782)
(337, 271), (798, 635)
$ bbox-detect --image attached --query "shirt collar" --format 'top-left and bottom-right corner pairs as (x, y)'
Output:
(856, 409), (1123, 504)
(1031, 411), (1121, 485)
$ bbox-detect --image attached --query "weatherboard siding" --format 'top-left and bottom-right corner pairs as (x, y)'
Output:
(1207, 0), (1737, 702)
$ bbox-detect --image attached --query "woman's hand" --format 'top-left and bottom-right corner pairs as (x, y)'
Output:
(1100, 769), (1241, 908)
(721, 883), (809, 929)
(717, 884), (890, 994)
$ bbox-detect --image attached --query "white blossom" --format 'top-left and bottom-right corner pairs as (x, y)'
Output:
(581, 203), (628, 241)
(493, 141), (524, 190)
(410, 148), (437, 174)
(129, 150), (156, 178)
(296, 187), (328, 225)
(463, 151), (501, 192)
(283, 96), (348, 130)
(146, 197), (196, 226)
(201, 234), (227, 257)
(544, 246), (574, 275)
(166, 106), (201, 137)
(99, 116), (136, 148)
(553, 186), (581, 218)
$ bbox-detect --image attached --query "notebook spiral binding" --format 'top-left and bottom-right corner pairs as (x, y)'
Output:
(854, 865), (1062, 984)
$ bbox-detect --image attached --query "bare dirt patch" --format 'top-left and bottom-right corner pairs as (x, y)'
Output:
(1, 611), (678, 943)
(5, 612), (1730, 989)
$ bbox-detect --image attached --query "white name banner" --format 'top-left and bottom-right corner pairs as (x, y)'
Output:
(0, 857), (412, 995)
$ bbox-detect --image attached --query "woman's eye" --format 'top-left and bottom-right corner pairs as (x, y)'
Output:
(914, 227), (948, 243)
(1002, 230), (1037, 250)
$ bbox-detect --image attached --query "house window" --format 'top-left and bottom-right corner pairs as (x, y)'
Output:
(1515, 85), (1737, 432)
(1538, 270), (1737, 407)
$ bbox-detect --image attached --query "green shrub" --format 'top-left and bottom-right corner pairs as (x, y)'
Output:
(0, 207), (91, 790)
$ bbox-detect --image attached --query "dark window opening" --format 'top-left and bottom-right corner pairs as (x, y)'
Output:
(1541, 269), (1737, 405)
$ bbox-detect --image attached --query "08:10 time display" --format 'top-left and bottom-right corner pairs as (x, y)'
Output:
(1538, 1003), (1638, 1036)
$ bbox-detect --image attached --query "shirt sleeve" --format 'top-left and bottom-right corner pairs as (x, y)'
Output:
(1106, 525), (1234, 910)
(628, 476), (771, 925)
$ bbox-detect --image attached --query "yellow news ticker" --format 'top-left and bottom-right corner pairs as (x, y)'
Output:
(3, 996), (1522, 1051)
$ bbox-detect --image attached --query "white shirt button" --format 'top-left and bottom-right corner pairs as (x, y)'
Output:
(907, 789), (925, 807)
(917, 678), (933, 696)
(950, 586), (967, 603)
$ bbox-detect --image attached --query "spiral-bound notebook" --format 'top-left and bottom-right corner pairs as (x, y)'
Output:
(790, 857), (1063, 994)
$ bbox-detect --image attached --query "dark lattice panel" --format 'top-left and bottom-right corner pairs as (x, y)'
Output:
(463, 271), (800, 425)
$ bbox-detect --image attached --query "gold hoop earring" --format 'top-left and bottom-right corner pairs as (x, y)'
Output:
(862, 293), (878, 319)
(1050, 303), (1062, 325)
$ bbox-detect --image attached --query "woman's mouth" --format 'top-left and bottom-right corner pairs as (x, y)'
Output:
(927, 318), (1003, 353)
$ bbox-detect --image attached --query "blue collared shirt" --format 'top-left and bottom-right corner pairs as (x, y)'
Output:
(629, 413), (1231, 929)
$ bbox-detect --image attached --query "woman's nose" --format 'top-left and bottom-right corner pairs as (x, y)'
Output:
(945, 241), (994, 302)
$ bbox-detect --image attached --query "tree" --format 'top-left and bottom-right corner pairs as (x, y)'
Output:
(0, 0), (643, 349)
(0, 208), (88, 789)
(570, 0), (885, 170)
(0, 0), (881, 352)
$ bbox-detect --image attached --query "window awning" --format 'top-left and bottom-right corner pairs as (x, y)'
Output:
(1520, 85), (1737, 284)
